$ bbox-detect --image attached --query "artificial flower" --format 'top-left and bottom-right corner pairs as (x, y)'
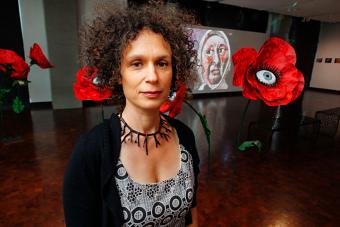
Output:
(232, 37), (304, 106)
(160, 83), (187, 117)
(29, 43), (53, 69)
(73, 66), (112, 101)
(0, 49), (30, 79)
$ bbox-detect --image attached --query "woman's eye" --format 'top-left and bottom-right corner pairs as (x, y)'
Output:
(131, 62), (142, 68)
(158, 61), (169, 68)
(256, 70), (277, 85)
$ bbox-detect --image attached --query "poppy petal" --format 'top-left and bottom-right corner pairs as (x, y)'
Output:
(232, 48), (257, 87)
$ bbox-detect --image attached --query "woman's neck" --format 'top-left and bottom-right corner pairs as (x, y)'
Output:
(121, 106), (161, 134)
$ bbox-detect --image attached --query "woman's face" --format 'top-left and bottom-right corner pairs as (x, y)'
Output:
(201, 34), (229, 85)
(120, 29), (173, 112)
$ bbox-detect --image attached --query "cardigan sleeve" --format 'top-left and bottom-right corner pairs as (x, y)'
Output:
(63, 133), (101, 227)
(187, 127), (200, 209)
(180, 123), (200, 225)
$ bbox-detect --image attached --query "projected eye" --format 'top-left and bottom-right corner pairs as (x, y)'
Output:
(206, 49), (213, 56)
(217, 47), (226, 55)
(92, 77), (103, 86)
(256, 70), (277, 85)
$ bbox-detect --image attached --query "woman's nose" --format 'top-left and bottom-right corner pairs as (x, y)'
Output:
(145, 64), (158, 83)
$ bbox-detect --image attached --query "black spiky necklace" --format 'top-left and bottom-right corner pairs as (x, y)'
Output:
(119, 114), (172, 155)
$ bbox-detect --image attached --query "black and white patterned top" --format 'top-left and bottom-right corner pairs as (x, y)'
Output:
(114, 144), (195, 227)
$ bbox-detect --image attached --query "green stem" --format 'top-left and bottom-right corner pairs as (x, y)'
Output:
(184, 100), (212, 176)
(236, 99), (251, 146)
(184, 100), (200, 116)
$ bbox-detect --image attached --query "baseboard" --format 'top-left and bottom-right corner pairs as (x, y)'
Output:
(81, 91), (244, 107)
(192, 91), (243, 99)
(29, 102), (52, 109)
(307, 87), (340, 95)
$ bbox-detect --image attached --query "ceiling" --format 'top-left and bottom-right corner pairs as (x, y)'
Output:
(212, 0), (340, 22)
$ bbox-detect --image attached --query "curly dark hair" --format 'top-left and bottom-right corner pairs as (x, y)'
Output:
(79, 3), (197, 106)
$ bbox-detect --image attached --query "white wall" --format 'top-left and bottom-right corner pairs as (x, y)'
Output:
(19, 0), (52, 103)
(19, 0), (126, 108)
(77, 0), (127, 25)
(310, 23), (340, 91)
(43, 0), (82, 109)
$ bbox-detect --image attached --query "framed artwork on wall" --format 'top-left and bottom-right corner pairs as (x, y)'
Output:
(334, 58), (340, 63)
(325, 58), (332, 63)
(190, 26), (266, 94)
(192, 29), (231, 92)
(316, 58), (322, 63)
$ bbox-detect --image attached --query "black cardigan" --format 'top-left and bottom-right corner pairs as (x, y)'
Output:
(63, 113), (200, 227)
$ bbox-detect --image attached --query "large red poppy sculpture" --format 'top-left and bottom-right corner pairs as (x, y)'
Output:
(232, 37), (304, 106)
(73, 66), (112, 101)
(160, 83), (187, 118)
(0, 43), (53, 113)
(232, 37), (305, 151)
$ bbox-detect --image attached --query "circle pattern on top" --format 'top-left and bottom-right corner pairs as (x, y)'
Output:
(152, 202), (165, 218)
(170, 196), (182, 211)
(115, 145), (195, 227)
(132, 207), (146, 223)
(115, 163), (128, 180)
(181, 150), (188, 162)
(186, 188), (193, 202)
(122, 207), (131, 222)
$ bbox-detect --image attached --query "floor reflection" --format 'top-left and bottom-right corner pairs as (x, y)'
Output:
(0, 90), (340, 226)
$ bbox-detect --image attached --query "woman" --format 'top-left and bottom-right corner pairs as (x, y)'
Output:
(63, 3), (200, 227)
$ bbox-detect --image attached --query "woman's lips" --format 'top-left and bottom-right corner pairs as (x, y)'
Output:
(141, 91), (162, 98)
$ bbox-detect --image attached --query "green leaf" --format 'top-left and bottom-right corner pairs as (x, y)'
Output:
(0, 88), (10, 95)
(0, 89), (11, 100)
(198, 113), (211, 145)
(238, 140), (262, 152)
(196, 112), (212, 160)
(183, 100), (212, 159)
(12, 96), (25, 114)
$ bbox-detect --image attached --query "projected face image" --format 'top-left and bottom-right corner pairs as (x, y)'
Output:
(198, 30), (231, 90)
(202, 35), (228, 84)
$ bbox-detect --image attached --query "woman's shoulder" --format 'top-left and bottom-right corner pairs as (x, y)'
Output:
(77, 122), (106, 146)
(73, 112), (120, 150)
(71, 123), (106, 163)
(79, 113), (120, 143)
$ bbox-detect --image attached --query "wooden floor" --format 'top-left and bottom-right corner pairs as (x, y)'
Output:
(1, 90), (340, 227)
